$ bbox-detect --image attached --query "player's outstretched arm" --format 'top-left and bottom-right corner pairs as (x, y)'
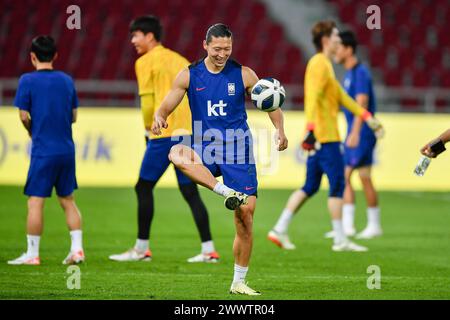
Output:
(242, 66), (288, 151)
(420, 129), (449, 158)
(267, 108), (288, 151)
(301, 59), (329, 152)
(151, 68), (189, 135)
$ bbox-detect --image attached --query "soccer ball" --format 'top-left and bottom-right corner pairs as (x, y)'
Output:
(251, 78), (286, 112)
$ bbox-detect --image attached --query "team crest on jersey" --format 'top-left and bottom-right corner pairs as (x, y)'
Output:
(228, 83), (235, 96)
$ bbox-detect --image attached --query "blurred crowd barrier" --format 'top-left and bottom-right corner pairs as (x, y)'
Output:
(0, 107), (449, 191)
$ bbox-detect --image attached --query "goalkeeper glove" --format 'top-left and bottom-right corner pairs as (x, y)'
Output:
(302, 130), (317, 151)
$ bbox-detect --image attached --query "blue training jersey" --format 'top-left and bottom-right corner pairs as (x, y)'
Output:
(341, 63), (376, 140)
(14, 70), (78, 157)
(187, 59), (253, 163)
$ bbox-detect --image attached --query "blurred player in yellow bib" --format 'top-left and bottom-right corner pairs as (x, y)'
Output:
(109, 16), (219, 263)
(268, 21), (384, 252)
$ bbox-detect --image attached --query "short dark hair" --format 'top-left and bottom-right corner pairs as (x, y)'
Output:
(339, 30), (358, 54)
(311, 20), (336, 52)
(205, 23), (232, 44)
(129, 15), (162, 41)
(31, 35), (57, 62)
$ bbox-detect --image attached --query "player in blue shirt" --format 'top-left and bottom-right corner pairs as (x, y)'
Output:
(152, 24), (288, 295)
(332, 31), (382, 239)
(8, 36), (85, 266)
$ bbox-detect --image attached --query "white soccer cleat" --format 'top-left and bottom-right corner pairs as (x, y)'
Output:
(62, 250), (85, 265)
(355, 227), (383, 239)
(187, 251), (220, 263)
(332, 240), (368, 252)
(224, 191), (249, 210)
(8, 253), (40, 265)
(109, 248), (152, 262)
(230, 282), (261, 296)
(267, 230), (296, 250)
(324, 227), (356, 238)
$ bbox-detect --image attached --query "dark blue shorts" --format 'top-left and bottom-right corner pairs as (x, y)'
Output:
(192, 143), (258, 196)
(139, 136), (192, 185)
(344, 138), (376, 168)
(25, 154), (78, 197)
(301, 142), (344, 198)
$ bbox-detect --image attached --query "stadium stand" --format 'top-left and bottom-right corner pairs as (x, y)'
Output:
(0, 0), (304, 83)
(327, 0), (450, 89)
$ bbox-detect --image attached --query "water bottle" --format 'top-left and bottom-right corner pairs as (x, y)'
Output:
(414, 155), (431, 177)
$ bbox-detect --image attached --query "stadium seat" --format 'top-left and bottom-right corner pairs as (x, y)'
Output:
(0, 0), (305, 91)
(327, 0), (449, 110)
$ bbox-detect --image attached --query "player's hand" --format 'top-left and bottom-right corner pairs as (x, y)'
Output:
(301, 130), (316, 151)
(346, 131), (360, 148)
(276, 130), (288, 151)
(365, 116), (385, 139)
(151, 115), (168, 136)
(421, 138), (446, 158)
(420, 144), (436, 158)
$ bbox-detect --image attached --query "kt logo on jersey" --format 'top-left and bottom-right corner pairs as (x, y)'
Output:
(207, 100), (227, 117)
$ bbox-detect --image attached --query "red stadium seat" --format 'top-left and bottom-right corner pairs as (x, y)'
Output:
(327, 0), (448, 94)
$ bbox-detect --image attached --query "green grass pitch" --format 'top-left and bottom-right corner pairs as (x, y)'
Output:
(0, 185), (449, 299)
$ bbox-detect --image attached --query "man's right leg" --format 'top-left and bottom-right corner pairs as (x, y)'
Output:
(268, 152), (322, 249)
(9, 156), (53, 265)
(109, 178), (156, 262)
(178, 181), (220, 263)
(356, 166), (382, 239)
(8, 196), (44, 265)
(109, 138), (168, 262)
(268, 190), (309, 249)
(169, 145), (248, 210)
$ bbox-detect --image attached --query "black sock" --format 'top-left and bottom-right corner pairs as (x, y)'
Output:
(179, 183), (212, 243)
(135, 179), (156, 240)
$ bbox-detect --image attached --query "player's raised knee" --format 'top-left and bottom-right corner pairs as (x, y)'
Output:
(169, 144), (187, 165)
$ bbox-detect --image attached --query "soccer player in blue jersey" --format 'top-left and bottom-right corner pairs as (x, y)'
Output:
(332, 31), (382, 239)
(8, 36), (84, 266)
(152, 24), (288, 295)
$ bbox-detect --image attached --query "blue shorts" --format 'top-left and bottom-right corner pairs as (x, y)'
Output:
(193, 143), (258, 196)
(344, 138), (376, 168)
(301, 142), (345, 198)
(25, 154), (78, 197)
(140, 136), (192, 185)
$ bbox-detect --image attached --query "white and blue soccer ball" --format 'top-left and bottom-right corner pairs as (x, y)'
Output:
(251, 78), (286, 112)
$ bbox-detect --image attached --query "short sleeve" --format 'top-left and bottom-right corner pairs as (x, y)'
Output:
(354, 67), (370, 96)
(14, 76), (31, 111)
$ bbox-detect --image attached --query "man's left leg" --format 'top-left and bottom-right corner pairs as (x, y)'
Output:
(343, 166), (357, 236)
(179, 180), (220, 263)
(230, 196), (261, 295)
(356, 166), (382, 239)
